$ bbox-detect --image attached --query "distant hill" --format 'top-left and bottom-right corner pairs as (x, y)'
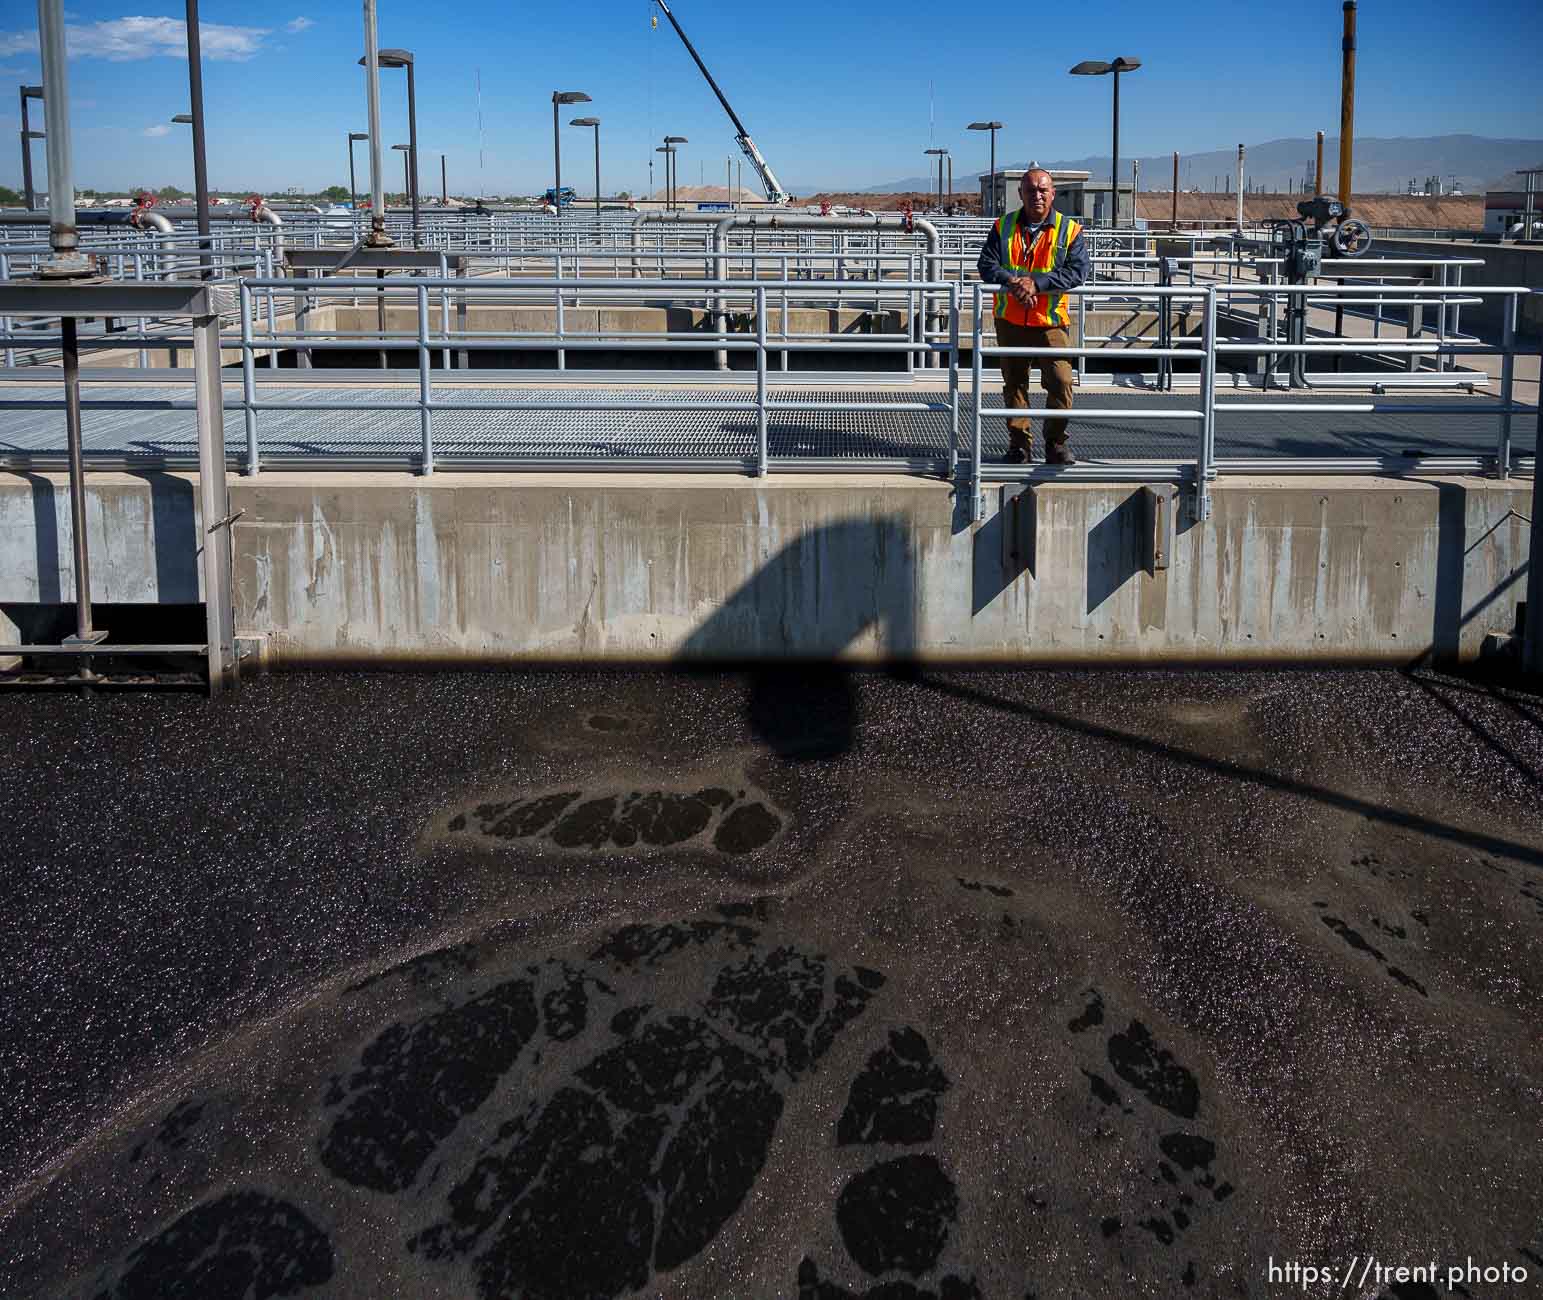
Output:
(863, 135), (1543, 196)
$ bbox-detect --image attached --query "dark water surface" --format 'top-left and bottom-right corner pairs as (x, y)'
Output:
(1, 668), (1539, 1299)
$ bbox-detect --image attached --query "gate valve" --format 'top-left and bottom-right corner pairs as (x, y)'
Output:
(819, 200), (831, 217)
(246, 194), (266, 222)
(900, 201), (914, 234)
(129, 190), (157, 227)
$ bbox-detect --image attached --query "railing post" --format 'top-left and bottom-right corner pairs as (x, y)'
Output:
(948, 279), (960, 476)
(0, 253), (11, 371)
(554, 251), (566, 371)
(971, 284), (984, 518)
(1197, 284), (1218, 522)
(1497, 291), (1516, 479)
(755, 285), (768, 477)
(416, 282), (435, 474)
(438, 253), (451, 371)
(193, 305), (237, 692)
(239, 281), (259, 475)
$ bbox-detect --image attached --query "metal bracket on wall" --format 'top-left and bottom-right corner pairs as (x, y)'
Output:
(1142, 484), (1174, 574)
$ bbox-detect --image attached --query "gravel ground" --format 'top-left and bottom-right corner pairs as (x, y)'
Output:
(0, 667), (1539, 1300)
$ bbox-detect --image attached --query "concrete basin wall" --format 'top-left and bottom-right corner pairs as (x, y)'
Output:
(1, 471), (1530, 665)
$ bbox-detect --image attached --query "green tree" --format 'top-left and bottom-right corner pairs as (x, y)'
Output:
(320, 185), (350, 202)
(157, 184), (189, 200)
(0, 185), (22, 206)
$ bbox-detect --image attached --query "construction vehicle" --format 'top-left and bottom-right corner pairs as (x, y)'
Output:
(542, 186), (578, 209)
(652, 0), (789, 205)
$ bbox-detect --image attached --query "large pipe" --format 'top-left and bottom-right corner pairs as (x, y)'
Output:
(131, 209), (174, 234)
(252, 204), (283, 226)
(37, 0), (89, 272)
(1170, 151), (1178, 229)
(1315, 129), (1324, 195)
(1527, 442), (1543, 673)
(362, 0), (390, 246)
(1339, 1), (1356, 204)
(185, 0), (212, 277)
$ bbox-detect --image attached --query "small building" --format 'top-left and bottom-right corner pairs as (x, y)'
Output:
(1484, 190), (1543, 238)
(981, 168), (1135, 225)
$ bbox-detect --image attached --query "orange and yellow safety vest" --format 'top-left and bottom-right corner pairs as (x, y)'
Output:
(994, 207), (1081, 328)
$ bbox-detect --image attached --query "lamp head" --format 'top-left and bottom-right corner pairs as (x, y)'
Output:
(171, 113), (193, 124)
(967, 121), (1003, 131)
(553, 90), (591, 105)
(570, 116), (600, 127)
(1069, 59), (1111, 75)
(664, 134), (687, 144)
(349, 132), (370, 142)
(358, 49), (414, 68)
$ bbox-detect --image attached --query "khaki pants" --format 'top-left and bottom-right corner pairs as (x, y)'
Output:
(994, 317), (1074, 448)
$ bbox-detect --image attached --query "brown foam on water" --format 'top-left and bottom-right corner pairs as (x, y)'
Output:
(429, 776), (785, 857)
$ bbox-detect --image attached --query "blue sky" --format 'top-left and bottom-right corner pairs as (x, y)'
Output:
(1, 0), (1540, 197)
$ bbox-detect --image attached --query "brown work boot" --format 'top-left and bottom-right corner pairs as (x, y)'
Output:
(1005, 431), (1033, 464)
(1044, 439), (1077, 465)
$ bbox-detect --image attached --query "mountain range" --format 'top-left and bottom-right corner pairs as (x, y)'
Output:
(842, 135), (1543, 196)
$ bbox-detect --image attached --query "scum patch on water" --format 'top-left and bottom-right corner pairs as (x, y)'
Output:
(424, 773), (786, 858)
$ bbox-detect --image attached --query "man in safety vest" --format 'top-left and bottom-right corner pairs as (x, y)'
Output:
(977, 169), (1091, 464)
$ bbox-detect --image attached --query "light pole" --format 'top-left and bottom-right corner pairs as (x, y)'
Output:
(359, 49), (419, 244)
(570, 117), (601, 215)
(665, 135), (687, 210)
(347, 131), (368, 212)
(18, 85), (44, 210)
(1070, 56), (1141, 225)
(551, 90), (590, 211)
(656, 146), (675, 210)
(924, 147), (946, 213)
(968, 120), (1002, 217)
(392, 142), (411, 206)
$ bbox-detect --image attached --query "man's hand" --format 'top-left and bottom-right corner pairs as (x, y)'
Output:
(1008, 275), (1039, 308)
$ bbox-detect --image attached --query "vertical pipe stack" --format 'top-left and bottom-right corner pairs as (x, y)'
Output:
(185, 0), (212, 277)
(363, 0), (391, 245)
(1171, 152), (1178, 229)
(1235, 145), (1245, 232)
(1315, 130), (1324, 195)
(37, 0), (89, 273)
(1339, 1), (1356, 204)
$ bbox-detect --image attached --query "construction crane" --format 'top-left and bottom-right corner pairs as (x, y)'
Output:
(652, 0), (789, 205)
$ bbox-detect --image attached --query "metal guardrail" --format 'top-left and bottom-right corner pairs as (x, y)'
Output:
(2, 276), (1532, 520)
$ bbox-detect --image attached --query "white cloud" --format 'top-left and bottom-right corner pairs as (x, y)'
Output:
(0, 17), (273, 63)
(142, 123), (172, 137)
(285, 17), (314, 33)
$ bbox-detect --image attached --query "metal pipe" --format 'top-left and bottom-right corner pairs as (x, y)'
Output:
(1527, 421), (1543, 673)
(362, 0), (390, 246)
(185, 0), (213, 277)
(1339, 1), (1356, 203)
(131, 210), (175, 234)
(19, 85), (41, 210)
(61, 316), (94, 641)
(405, 59), (420, 246)
(1171, 151), (1178, 229)
(252, 204), (283, 226)
(1235, 144), (1245, 232)
(37, 0), (89, 272)
(1315, 129), (1324, 194)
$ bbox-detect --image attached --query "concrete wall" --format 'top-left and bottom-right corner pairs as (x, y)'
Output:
(3, 471), (1530, 666)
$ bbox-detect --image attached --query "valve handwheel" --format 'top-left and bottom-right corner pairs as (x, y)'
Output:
(1331, 218), (1372, 257)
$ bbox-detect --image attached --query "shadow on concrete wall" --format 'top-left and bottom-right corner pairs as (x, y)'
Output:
(1086, 490), (1147, 616)
(971, 485), (1033, 616)
(677, 514), (920, 759)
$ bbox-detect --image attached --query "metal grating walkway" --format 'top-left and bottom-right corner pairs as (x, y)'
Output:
(0, 383), (1534, 467)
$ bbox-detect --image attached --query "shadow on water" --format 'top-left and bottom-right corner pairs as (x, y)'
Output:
(677, 515), (920, 760)
(910, 673), (1543, 868)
